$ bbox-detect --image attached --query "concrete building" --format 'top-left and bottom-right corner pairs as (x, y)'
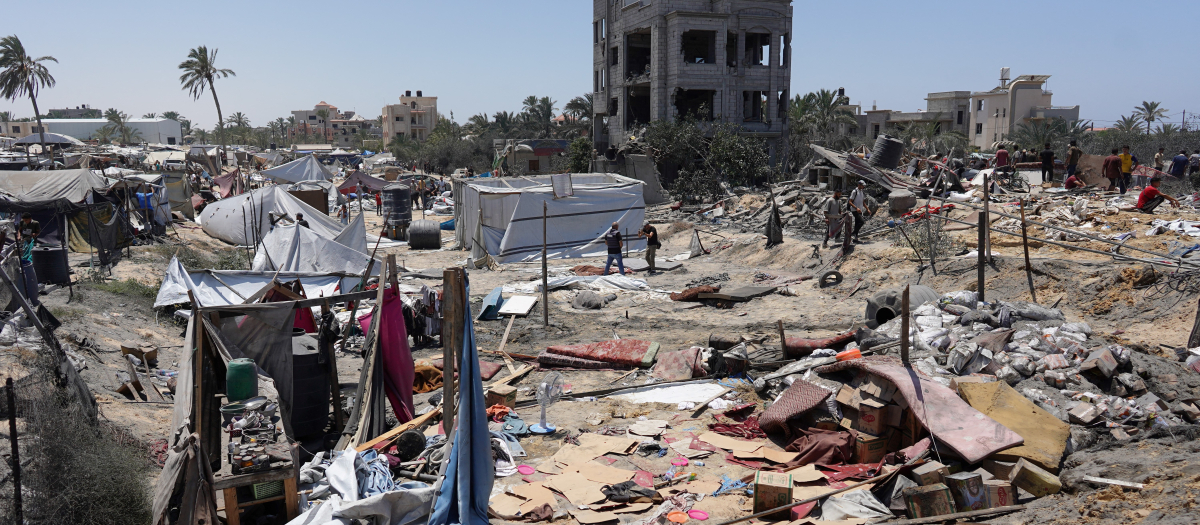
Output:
(289, 101), (345, 142)
(382, 91), (438, 144)
(0, 121), (43, 139)
(46, 105), (101, 119)
(592, 0), (793, 163)
(969, 70), (1080, 150)
(29, 118), (183, 144)
(857, 91), (972, 140)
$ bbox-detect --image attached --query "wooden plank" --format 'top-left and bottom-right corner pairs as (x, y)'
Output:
(489, 364), (533, 388)
(354, 407), (442, 452)
(442, 267), (466, 437)
(1082, 476), (1144, 489)
(198, 290), (378, 312)
(223, 487), (241, 525)
(213, 462), (297, 489)
(283, 476), (299, 520)
(496, 315), (518, 375)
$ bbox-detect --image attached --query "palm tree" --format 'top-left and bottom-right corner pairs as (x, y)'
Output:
(791, 89), (857, 148)
(118, 125), (143, 144)
(0, 35), (57, 165)
(465, 113), (491, 135)
(193, 128), (208, 144)
(1155, 122), (1181, 136)
(142, 112), (157, 119)
(1133, 101), (1168, 135)
(92, 126), (116, 143)
(564, 94), (594, 120)
(161, 110), (182, 121)
(521, 95), (556, 137)
(178, 45), (235, 166)
(315, 108), (329, 143)
(493, 111), (518, 136)
(1114, 115), (1142, 133)
(226, 111), (249, 128)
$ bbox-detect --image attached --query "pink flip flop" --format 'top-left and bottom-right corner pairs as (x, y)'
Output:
(688, 510), (709, 521)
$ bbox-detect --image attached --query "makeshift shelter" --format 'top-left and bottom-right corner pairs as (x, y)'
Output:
(198, 185), (345, 246)
(154, 256), (362, 308)
(13, 132), (85, 147)
(452, 173), (646, 263)
(260, 155), (335, 184)
(0, 169), (115, 251)
(162, 172), (195, 219)
(252, 222), (380, 276)
(288, 180), (345, 214)
(339, 170), (389, 195)
(253, 152), (285, 168)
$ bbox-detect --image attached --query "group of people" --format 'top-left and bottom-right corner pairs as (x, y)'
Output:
(822, 180), (871, 249)
(600, 221), (662, 276)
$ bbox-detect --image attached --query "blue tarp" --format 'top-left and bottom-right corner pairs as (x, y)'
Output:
(440, 219), (455, 231)
(428, 281), (492, 525)
(475, 286), (504, 321)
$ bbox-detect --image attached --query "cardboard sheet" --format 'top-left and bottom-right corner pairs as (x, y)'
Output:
(788, 465), (828, 483)
(735, 447), (800, 464)
(577, 433), (640, 455)
(958, 381), (1069, 471)
(488, 493), (524, 519)
(546, 473), (607, 505)
(570, 509), (619, 524)
(613, 502), (654, 514)
(567, 462), (636, 485)
(698, 431), (762, 452)
(552, 443), (610, 467)
(510, 482), (558, 514)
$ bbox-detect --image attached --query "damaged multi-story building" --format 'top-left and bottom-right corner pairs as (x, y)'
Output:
(592, 0), (793, 165)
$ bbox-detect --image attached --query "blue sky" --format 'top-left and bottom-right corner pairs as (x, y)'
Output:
(2, 0), (1194, 130)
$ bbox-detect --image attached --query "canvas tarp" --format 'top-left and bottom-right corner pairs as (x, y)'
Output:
(163, 173), (194, 220)
(260, 155), (335, 183)
(288, 180), (346, 213)
(154, 256), (359, 308)
(339, 170), (390, 194)
(252, 223), (380, 276)
(213, 169), (244, 199)
(199, 185), (344, 246)
(67, 202), (132, 259)
(334, 211), (369, 254)
(0, 168), (110, 206)
(453, 173), (646, 263)
(253, 152), (285, 168)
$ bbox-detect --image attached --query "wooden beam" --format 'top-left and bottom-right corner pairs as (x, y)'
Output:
(354, 407), (442, 452)
(198, 290), (378, 312)
(496, 315), (518, 375)
(442, 267), (466, 438)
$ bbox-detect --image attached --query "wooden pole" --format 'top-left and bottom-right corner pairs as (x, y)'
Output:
(925, 214), (936, 275)
(321, 300), (344, 432)
(441, 267), (466, 437)
(900, 285), (910, 365)
(1019, 199), (1037, 303)
(977, 210), (986, 302)
(776, 319), (787, 355)
(542, 201), (548, 327)
(7, 377), (22, 525)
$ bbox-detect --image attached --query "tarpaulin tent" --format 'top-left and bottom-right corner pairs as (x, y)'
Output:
(259, 155), (334, 183)
(252, 152), (285, 168)
(334, 211), (369, 254)
(162, 173), (194, 219)
(154, 256), (360, 308)
(252, 223), (381, 276)
(288, 180), (345, 213)
(198, 185), (344, 246)
(212, 169), (244, 198)
(452, 173), (646, 263)
(0, 168), (110, 207)
(338, 170), (389, 195)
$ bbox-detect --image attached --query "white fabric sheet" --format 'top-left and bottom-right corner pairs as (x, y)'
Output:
(200, 185), (344, 246)
(261, 155), (335, 183)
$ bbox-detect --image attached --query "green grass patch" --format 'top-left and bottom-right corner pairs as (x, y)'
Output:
(88, 278), (159, 299)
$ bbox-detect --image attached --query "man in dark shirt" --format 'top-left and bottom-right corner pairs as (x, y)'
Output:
(637, 222), (660, 274)
(1039, 143), (1056, 184)
(17, 212), (40, 305)
(602, 222), (625, 276)
(1102, 149), (1123, 193)
(1137, 178), (1179, 213)
(295, 213), (310, 229)
(1170, 150), (1190, 177)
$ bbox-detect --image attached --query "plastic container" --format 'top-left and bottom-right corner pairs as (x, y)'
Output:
(226, 358), (258, 403)
(835, 348), (862, 361)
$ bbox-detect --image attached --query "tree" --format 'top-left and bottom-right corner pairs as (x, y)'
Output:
(142, 112), (157, 119)
(796, 89), (858, 144)
(178, 46), (235, 166)
(92, 126), (116, 143)
(315, 108), (329, 143)
(1155, 122), (1181, 136)
(1133, 101), (1168, 135)
(521, 95), (556, 138)
(193, 128), (208, 143)
(225, 111), (249, 128)
(0, 110), (10, 123)
(0, 35), (57, 165)
(1114, 115), (1142, 133)
(566, 137), (592, 172)
(387, 133), (420, 165)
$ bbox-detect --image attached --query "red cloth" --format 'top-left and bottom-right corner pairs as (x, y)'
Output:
(783, 428), (857, 465)
(1103, 155), (1123, 179)
(758, 379), (833, 441)
(1064, 175), (1082, 189)
(708, 415), (767, 440)
(1137, 185), (1162, 209)
(358, 287), (415, 423)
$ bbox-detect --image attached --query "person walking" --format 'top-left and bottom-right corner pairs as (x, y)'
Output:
(602, 222), (625, 276)
(1065, 140), (1083, 179)
(822, 189), (845, 249)
(1103, 148), (1124, 193)
(1039, 143), (1056, 184)
(1190, 150), (1200, 179)
(1154, 147), (1166, 172)
(1118, 145), (1138, 193)
(994, 145), (1010, 174)
(375, 191), (382, 216)
(637, 222), (660, 274)
(848, 180), (869, 243)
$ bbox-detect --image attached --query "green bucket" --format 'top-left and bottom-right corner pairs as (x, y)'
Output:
(226, 358), (258, 403)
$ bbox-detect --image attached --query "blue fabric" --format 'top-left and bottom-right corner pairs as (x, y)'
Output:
(440, 219), (455, 230)
(476, 287), (505, 321)
(491, 431), (526, 458)
(1171, 155), (1189, 176)
(358, 449), (398, 498)
(500, 414), (528, 436)
(428, 280), (493, 525)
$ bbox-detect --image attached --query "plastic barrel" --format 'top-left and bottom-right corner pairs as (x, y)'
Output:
(380, 183), (412, 226)
(407, 220), (441, 250)
(290, 332), (329, 438)
(864, 285), (938, 326)
(31, 246), (70, 285)
(869, 134), (904, 170)
(226, 358), (258, 403)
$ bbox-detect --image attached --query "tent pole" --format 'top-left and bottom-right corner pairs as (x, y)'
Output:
(542, 202), (548, 327)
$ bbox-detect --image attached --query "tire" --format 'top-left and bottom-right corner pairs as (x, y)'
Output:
(407, 220), (441, 250)
(820, 271), (843, 287)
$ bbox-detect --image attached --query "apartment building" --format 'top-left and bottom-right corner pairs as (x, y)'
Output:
(381, 91), (438, 143)
(969, 69), (1080, 150)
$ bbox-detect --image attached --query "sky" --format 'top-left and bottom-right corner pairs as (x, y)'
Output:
(1, 0), (1195, 130)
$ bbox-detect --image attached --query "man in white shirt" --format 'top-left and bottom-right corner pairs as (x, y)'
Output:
(822, 190), (845, 249)
(848, 180), (869, 243)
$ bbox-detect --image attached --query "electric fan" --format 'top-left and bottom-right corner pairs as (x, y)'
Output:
(529, 372), (564, 434)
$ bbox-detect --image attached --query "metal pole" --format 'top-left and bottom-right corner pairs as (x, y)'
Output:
(542, 201), (549, 327)
(7, 377), (22, 525)
(925, 215), (936, 275)
(1020, 199), (1037, 303)
(982, 171), (991, 262)
(977, 210), (987, 302)
(900, 285), (910, 365)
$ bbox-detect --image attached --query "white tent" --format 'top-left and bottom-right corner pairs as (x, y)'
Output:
(453, 173), (646, 263)
(287, 180), (345, 215)
(333, 212), (368, 254)
(259, 155), (334, 183)
(154, 256), (360, 307)
(252, 223), (380, 276)
(199, 185), (344, 246)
